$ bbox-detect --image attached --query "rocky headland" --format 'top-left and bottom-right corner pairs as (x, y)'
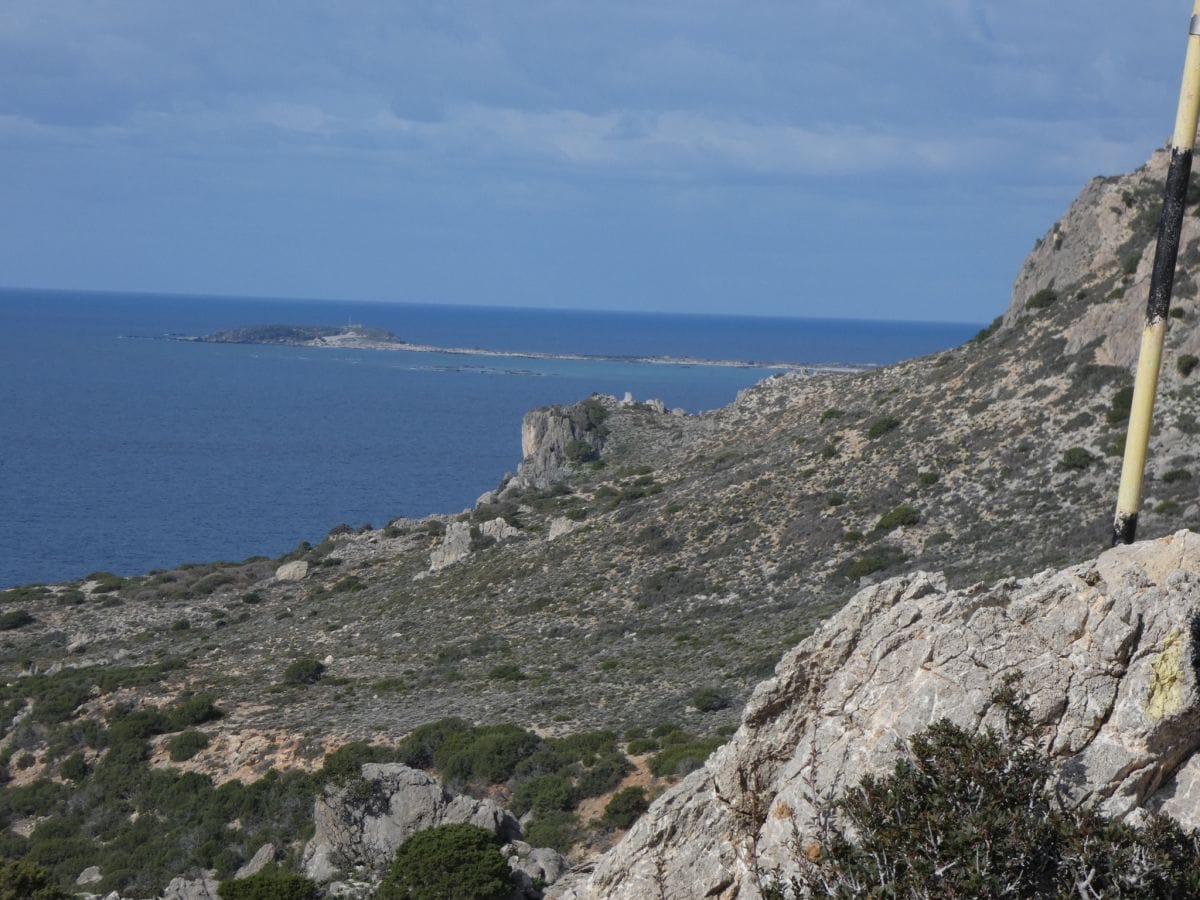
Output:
(1, 143), (1198, 896)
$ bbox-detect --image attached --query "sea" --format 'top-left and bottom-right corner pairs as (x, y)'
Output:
(0, 289), (980, 588)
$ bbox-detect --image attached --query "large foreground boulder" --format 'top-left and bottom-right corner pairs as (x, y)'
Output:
(552, 530), (1200, 898)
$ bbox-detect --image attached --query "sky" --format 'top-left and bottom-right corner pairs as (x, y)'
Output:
(0, 1), (1193, 323)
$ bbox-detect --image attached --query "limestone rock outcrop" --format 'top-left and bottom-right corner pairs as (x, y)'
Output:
(302, 763), (521, 882)
(553, 530), (1200, 899)
(517, 397), (612, 488)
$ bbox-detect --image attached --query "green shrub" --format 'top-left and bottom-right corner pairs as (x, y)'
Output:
(0, 859), (68, 900)
(1179, 354), (1199, 377)
(282, 658), (325, 685)
(866, 416), (901, 439)
(59, 751), (88, 782)
(844, 556), (884, 579)
(820, 408), (845, 421)
(1025, 287), (1058, 310)
(166, 694), (224, 731)
(564, 439), (598, 463)
(692, 688), (730, 713)
(1122, 253), (1141, 275)
(395, 718), (473, 770)
(511, 773), (574, 817)
(770, 692), (1200, 899)
(972, 316), (1002, 343)
(167, 730), (210, 762)
(1163, 468), (1193, 483)
(918, 471), (940, 486)
(602, 786), (649, 830)
(375, 824), (512, 900)
(875, 505), (919, 531)
(1170, 306), (1186, 319)
(523, 810), (580, 854)
(488, 662), (525, 682)
(218, 867), (319, 900)
(437, 724), (540, 785)
(648, 737), (723, 778)
(1107, 385), (1134, 425)
(1060, 447), (1095, 470)
(626, 738), (659, 755)
(825, 493), (845, 507)
(0, 609), (34, 630)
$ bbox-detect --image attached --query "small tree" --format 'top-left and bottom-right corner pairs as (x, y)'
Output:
(375, 824), (513, 900)
(282, 658), (325, 685)
(602, 786), (649, 830)
(218, 867), (319, 900)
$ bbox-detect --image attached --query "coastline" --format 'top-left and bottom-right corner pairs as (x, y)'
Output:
(157, 331), (879, 374)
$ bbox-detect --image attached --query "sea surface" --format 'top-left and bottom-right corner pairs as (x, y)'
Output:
(0, 289), (979, 588)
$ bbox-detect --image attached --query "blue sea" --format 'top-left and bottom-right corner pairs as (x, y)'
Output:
(0, 289), (979, 588)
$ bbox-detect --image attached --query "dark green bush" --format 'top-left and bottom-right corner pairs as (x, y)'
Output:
(0, 859), (68, 900)
(602, 786), (649, 830)
(875, 505), (919, 531)
(167, 730), (210, 762)
(692, 688), (730, 713)
(488, 663), (525, 682)
(626, 738), (659, 755)
(648, 737), (722, 778)
(166, 695), (224, 731)
(866, 416), (901, 439)
(564, 438), (598, 463)
(769, 692), (1200, 899)
(394, 719), (473, 770)
(1025, 287), (1058, 310)
(282, 658), (325, 685)
(58, 752), (88, 782)
(1179, 354), (1199, 377)
(510, 773), (574, 817)
(523, 810), (580, 854)
(217, 867), (319, 899)
(1107, 385), (1135, 425)
(375, 824), (512, 900)
(0, 609), (34, 631)
(1163, 468), (1192, 483)
(918, 471), (940, 486)
(1061, 447), (1095, 470)
(437, 724), (541, 785)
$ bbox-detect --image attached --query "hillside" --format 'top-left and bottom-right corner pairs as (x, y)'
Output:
(0, 144), (1198, 894)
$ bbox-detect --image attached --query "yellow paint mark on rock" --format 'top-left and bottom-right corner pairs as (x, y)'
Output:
(1148, 629), (1187, 720)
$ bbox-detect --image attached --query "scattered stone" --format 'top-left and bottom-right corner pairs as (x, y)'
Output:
(429, 521), (472, 570)
(274, 560), (309, 582)
(161, 871), (219, 900)
(76, 865), (102, 885)
(547, 517), (578, 541)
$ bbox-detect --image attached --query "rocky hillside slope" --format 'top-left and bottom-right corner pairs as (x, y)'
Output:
(552, 529), (1200, 898)
(0, 143), (1197, 893)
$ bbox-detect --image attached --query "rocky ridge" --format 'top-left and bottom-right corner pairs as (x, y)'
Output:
(552, 530), (1200, 898)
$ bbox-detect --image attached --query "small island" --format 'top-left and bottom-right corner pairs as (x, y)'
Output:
(174, 323), (873, 373)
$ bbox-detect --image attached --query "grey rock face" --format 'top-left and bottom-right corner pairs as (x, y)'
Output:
(517, 399), (610, 488)
(234, 842), (276, 879)
(274, 560), (309, 582)
(302, 763), (521, 882)
(553, 531), (1200, 899)
(76, 865), (102, 885)
(480, 518), (523, 543)
(160, 872), (219, 900)
(429, 522), (472, 571)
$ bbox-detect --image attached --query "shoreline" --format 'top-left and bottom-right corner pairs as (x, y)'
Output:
(146, 332), (879, 374)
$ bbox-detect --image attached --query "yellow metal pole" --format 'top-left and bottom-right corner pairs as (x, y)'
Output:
(1112, 3), (1200, 546)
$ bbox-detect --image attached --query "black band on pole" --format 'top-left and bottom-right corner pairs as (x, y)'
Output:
(1112, 512), (1139, 548)
(1147, 147), (1194, 325)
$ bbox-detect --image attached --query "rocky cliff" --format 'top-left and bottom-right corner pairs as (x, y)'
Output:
(553, 530), (1200, 898)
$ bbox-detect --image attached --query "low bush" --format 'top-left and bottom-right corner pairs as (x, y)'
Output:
(0, 609), (34, 631)
(1107, 385), (1134, 425)
(602, 786), (649, 830)
(523, 810), (580, 854)
(167, 730), (210, 762)
(875, 505), (920, 531)
(282, 658), (325, 685)
(1162, 468), (1193, 483)
(1060, 447), (1095, 470)
(0, 859), (68, 900)
(1025, 288), (1058, 310)
(217, 867), (320, 900)
(768, 690), (1200, 899)
(1179, 354), (1199, 377)
(692, 688), (730, 713)
(648, 735), (723, 778)
(866, 416), (901, 439)
(375, 823), (512, 900)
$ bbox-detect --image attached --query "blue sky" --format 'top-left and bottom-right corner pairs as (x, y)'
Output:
(0, 1), (1190, 322)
